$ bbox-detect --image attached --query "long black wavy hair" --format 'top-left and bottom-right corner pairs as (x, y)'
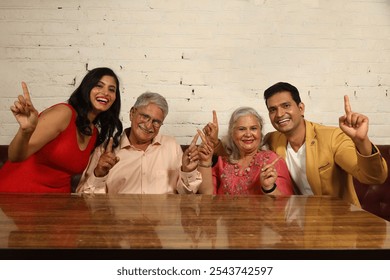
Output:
(68, 67), (123, 148)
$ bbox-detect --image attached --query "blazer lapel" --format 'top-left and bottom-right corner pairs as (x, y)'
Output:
(304, 121), (322, 195)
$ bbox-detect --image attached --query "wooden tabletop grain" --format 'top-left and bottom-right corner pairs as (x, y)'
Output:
(0, 193), (389, 250)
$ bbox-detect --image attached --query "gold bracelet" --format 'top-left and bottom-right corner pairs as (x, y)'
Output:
(198, 162), (212, 168)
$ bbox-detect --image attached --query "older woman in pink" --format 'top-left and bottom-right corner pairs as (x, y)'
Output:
(198, 107), (293, 195)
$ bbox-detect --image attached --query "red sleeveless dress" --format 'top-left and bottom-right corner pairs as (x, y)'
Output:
(0, 104), (97, 193)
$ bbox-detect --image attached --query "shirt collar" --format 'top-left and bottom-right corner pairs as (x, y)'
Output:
(119, 127), (162, 149)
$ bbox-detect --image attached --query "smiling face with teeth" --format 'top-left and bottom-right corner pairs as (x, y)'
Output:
(232, 114), (262, 156)
(129, 103), (164, 147)
(89, 75), (117, 118)
(266, 90), (305, 136)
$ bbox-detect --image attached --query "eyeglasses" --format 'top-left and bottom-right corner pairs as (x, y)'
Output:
(134, 108), (164, 128)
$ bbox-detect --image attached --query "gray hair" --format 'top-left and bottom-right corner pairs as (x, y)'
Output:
(133, 92), (169, 119)
(223, 106), (264, 163)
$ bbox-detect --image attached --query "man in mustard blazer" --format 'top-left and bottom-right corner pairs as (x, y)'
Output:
(262, 82), (388, 206)
(206, 82), (387, 206)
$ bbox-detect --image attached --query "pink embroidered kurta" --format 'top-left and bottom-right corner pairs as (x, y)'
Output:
(212, 150), (293, 195)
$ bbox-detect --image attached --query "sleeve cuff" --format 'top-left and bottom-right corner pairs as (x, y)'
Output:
(179, 169), (202, 193)
(83, 173), (108, 193)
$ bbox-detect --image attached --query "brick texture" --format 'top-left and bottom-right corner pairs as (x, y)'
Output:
(0, 0), (389, 145)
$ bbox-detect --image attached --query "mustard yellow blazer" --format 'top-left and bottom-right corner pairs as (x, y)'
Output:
(265, 120), (388, 206)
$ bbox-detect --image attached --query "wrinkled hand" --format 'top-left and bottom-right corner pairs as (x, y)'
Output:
(260, 156), (281, 190)
(10, 82), (39, 134)
(94, 138), (119, 177)
(182, 133), (200, 172)
(339, 95), (369, 142)
(197, 129), (214, 165)
(202, 110), (219, 147)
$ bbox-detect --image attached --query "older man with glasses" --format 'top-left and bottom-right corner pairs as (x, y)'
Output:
(77, 92), (208, 194)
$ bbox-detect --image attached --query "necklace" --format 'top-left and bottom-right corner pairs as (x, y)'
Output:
(233, 151), (259, 176)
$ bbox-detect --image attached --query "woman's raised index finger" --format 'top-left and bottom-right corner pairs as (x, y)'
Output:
(262, 156), (282, 171)
(269, 155), (282, 167)
(344, 95), (352, 114)
(212, 110), (218, 125)
(196, 129), (207, 143)
(21, 82), (31, 101)
(190, 133), (200, 147)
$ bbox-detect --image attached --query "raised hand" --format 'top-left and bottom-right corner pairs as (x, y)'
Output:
(339, 95), (369, 142)
(197, 129), (214, 166)
(260, 156), (281, 190)
(182, 133), (200, 172)
(10, 82), (39, 134)
(94, 137), (119, 177)
(196, 129), (215, 194)
(202, 110), (219, 147)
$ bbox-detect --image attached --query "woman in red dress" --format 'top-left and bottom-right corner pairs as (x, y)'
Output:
(0, 67), (123, 193)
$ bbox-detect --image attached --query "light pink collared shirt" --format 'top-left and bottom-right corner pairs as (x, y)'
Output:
(76, 129), (202, 194)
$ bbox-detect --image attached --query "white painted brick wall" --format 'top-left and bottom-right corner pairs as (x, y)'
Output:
(0, 0), (389, 145)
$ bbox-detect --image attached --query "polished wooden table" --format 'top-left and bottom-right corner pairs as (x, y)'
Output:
(1, 193), (390, 258)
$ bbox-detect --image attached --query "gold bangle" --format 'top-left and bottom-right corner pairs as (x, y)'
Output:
(198, 162), (212, 168)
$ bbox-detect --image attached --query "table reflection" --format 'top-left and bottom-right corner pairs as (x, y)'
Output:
(0, 194), (389, 249)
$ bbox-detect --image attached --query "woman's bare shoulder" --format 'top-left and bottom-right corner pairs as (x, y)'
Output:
(38, 104), (73, 130)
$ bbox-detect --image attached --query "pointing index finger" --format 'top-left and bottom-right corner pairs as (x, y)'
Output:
(212, 110), (218, 125)
(22, 82), (31, 103)
(190, 133), (200, 147)
(105, 137), (114, 153)
(196, 129), (207, 143)
(261, 156), (282, 172)
(269, 155), (282, 167)
(344, 95), (352, 114)
(21, 82), (31, 102)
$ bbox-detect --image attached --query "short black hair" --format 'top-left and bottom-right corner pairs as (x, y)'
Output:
(264, 82), (301, 107)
